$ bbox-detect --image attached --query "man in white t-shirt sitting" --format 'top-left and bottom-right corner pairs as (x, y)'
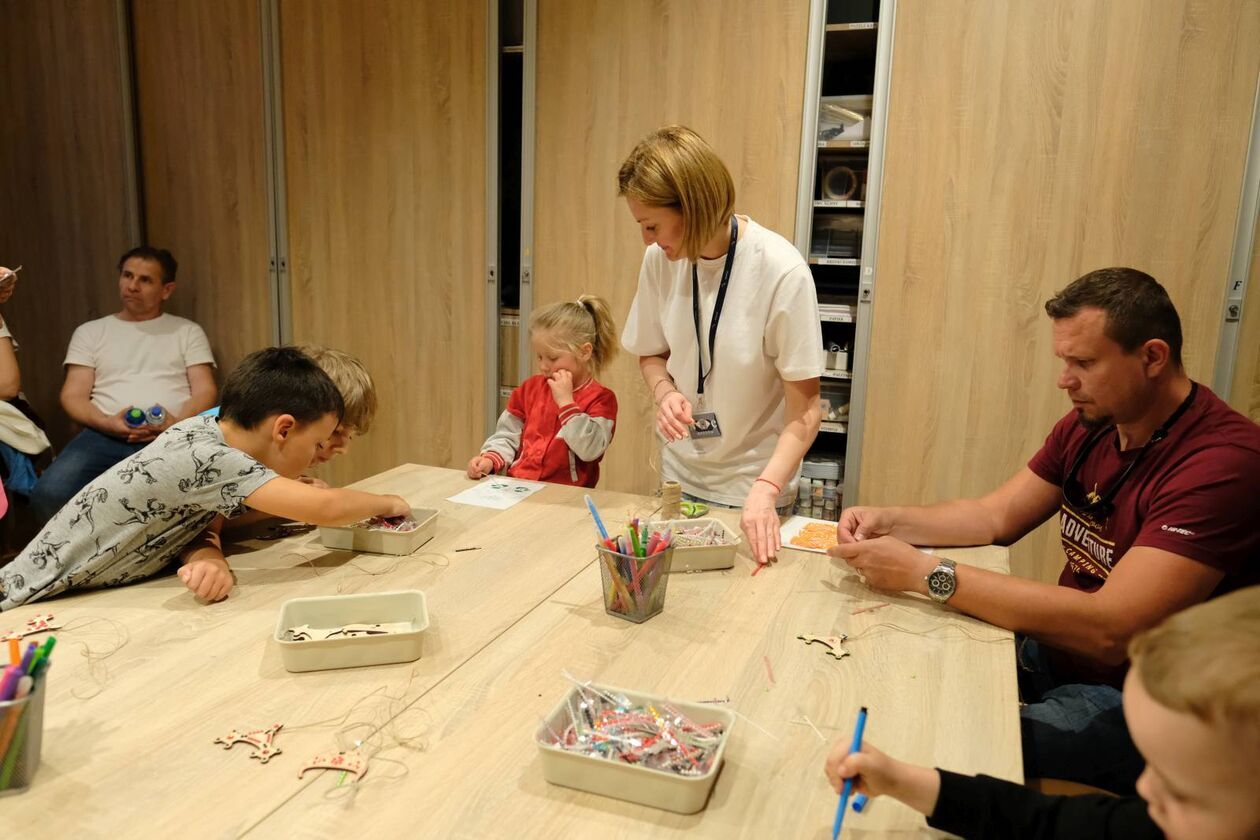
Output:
(29, 247), (217, 525)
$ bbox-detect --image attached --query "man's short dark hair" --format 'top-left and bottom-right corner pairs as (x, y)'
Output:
(117, 246), (178, 284)
(1045, 267), (1183, 367)
(220, 347), (345, 430)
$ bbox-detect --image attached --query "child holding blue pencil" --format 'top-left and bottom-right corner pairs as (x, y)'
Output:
(468, 297), (618, 488)
(823, 587), (1260, 840)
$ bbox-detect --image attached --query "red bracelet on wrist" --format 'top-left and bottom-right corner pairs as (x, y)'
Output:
(755, 477), (782, 493)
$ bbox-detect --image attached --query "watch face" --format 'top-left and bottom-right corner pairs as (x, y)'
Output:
(928, 570), (954, 598)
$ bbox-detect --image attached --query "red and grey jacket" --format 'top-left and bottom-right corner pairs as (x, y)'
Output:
(479, 375), (617, 487)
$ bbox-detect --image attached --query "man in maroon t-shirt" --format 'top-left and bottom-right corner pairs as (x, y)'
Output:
(829, 267), (1260, 794)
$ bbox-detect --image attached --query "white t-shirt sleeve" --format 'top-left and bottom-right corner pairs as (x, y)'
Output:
(181, 322), (216, 368)
(764, 265), (825, 381)
(620, 249), (670, 357)
(65, 321), (100, 368)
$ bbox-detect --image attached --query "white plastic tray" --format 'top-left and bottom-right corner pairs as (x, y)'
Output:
(318, 507), (437, 556)
(274, 590), (429, 672)
(649, 518), (740, 572)
(536, 682), (734, 814)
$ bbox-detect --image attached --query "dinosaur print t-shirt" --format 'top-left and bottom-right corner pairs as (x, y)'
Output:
(0, 415), (277, 610)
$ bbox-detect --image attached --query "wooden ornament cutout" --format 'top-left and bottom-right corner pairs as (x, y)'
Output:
(2, 612), (63, 641)
(215, 723), (284, 763)
(298, 747), (369, 782)
(797, 633), (851, 660)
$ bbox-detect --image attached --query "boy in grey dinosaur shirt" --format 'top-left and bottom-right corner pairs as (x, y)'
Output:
(1, 347), (409, 609)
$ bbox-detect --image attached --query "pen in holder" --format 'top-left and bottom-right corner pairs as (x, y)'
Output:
(597, 544), (673, 624)
(0, 666), (49, 796)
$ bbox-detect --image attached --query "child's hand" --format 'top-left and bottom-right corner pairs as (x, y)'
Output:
(298, 474), (330, 489)
(178, 557), (234, 602)
(467, 455), (495, 479)
(547, 369), (575, 405)
(823, 741), (942, 817)
(380, 494), (412, 517)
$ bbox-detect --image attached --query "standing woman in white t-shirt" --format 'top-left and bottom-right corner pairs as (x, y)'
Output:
(619, 126), (824, 567)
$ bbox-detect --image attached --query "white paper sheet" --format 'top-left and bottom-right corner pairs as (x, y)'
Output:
(446, 477), (547, 510)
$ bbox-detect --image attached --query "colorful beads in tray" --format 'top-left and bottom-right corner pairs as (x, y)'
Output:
(354, 514), (420, 533)
(544, 683), (726, 777)
(662, 521), (732, 548)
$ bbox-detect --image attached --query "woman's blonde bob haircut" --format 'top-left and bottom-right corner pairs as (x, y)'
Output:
(617, 125), (735, 261)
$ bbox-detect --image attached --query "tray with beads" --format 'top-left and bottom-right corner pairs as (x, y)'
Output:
(318, 507), (437, 556)
(647, 518), (740, 572)
(535, 681), (735, 813)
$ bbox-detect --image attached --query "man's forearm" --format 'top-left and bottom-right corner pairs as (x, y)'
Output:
(62, 395), (114, 434)
(174, 393), (216, 422)
(886, 499), (1002, 547)
(945, 564), (1126, 664)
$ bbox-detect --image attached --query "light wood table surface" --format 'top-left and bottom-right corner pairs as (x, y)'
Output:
(0, 466), (1019, 839)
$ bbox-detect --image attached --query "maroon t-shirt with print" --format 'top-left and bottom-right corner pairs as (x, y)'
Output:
(1028, 383), (1260, 684)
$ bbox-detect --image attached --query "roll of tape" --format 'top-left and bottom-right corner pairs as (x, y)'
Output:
(822, 165), (858, 200)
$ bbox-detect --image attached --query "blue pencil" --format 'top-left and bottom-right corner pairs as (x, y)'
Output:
(833, 706), (868, 839)
(584, 494), (610, 542)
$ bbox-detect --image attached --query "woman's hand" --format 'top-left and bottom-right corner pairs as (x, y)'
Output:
(741, 480), (782, 567)
(656, 390), (694, 442)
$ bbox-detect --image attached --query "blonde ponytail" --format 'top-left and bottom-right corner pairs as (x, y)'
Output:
(529, 295), (620, 374)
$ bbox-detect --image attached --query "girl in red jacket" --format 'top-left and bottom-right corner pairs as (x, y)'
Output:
(467, 296), (618, 487)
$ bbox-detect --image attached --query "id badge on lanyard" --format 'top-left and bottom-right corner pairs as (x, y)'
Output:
(689, 216), (738, 442)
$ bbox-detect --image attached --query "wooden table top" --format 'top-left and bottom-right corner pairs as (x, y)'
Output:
(0, 465), (1019, 839)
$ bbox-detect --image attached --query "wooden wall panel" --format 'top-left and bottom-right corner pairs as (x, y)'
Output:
(862, 0), (1260, 582)
(534, 0), (811, 496)
(0, 1), (133, 448)
(281, 0), (487, 485)
(1229, 210), (1260, 421)
(131, 0), (273, 383)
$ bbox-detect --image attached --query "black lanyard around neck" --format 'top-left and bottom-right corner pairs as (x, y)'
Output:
(691, 215), (739, 396)
(1063, 381), (1198, 515)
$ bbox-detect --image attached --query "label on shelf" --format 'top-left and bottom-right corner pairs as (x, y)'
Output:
(821, 369), (852, 380)
(819, 421), (848, 434)
(816, 139), (870, 150)
(813, 200), (864, 209)
(811, 257), (860, 266)
(819, 308), (854, 324)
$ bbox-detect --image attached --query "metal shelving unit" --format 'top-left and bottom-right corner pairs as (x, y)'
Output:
(793, 0), (897, 517)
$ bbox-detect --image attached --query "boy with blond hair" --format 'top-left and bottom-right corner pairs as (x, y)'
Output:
(824, 586), (1260, 839)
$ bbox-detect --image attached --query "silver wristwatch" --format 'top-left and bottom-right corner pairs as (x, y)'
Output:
(925, 557), (957, 603)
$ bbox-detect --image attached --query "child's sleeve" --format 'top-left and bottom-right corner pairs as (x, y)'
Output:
(480, 387), (527, 473)
(556, 389), (617, 462)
